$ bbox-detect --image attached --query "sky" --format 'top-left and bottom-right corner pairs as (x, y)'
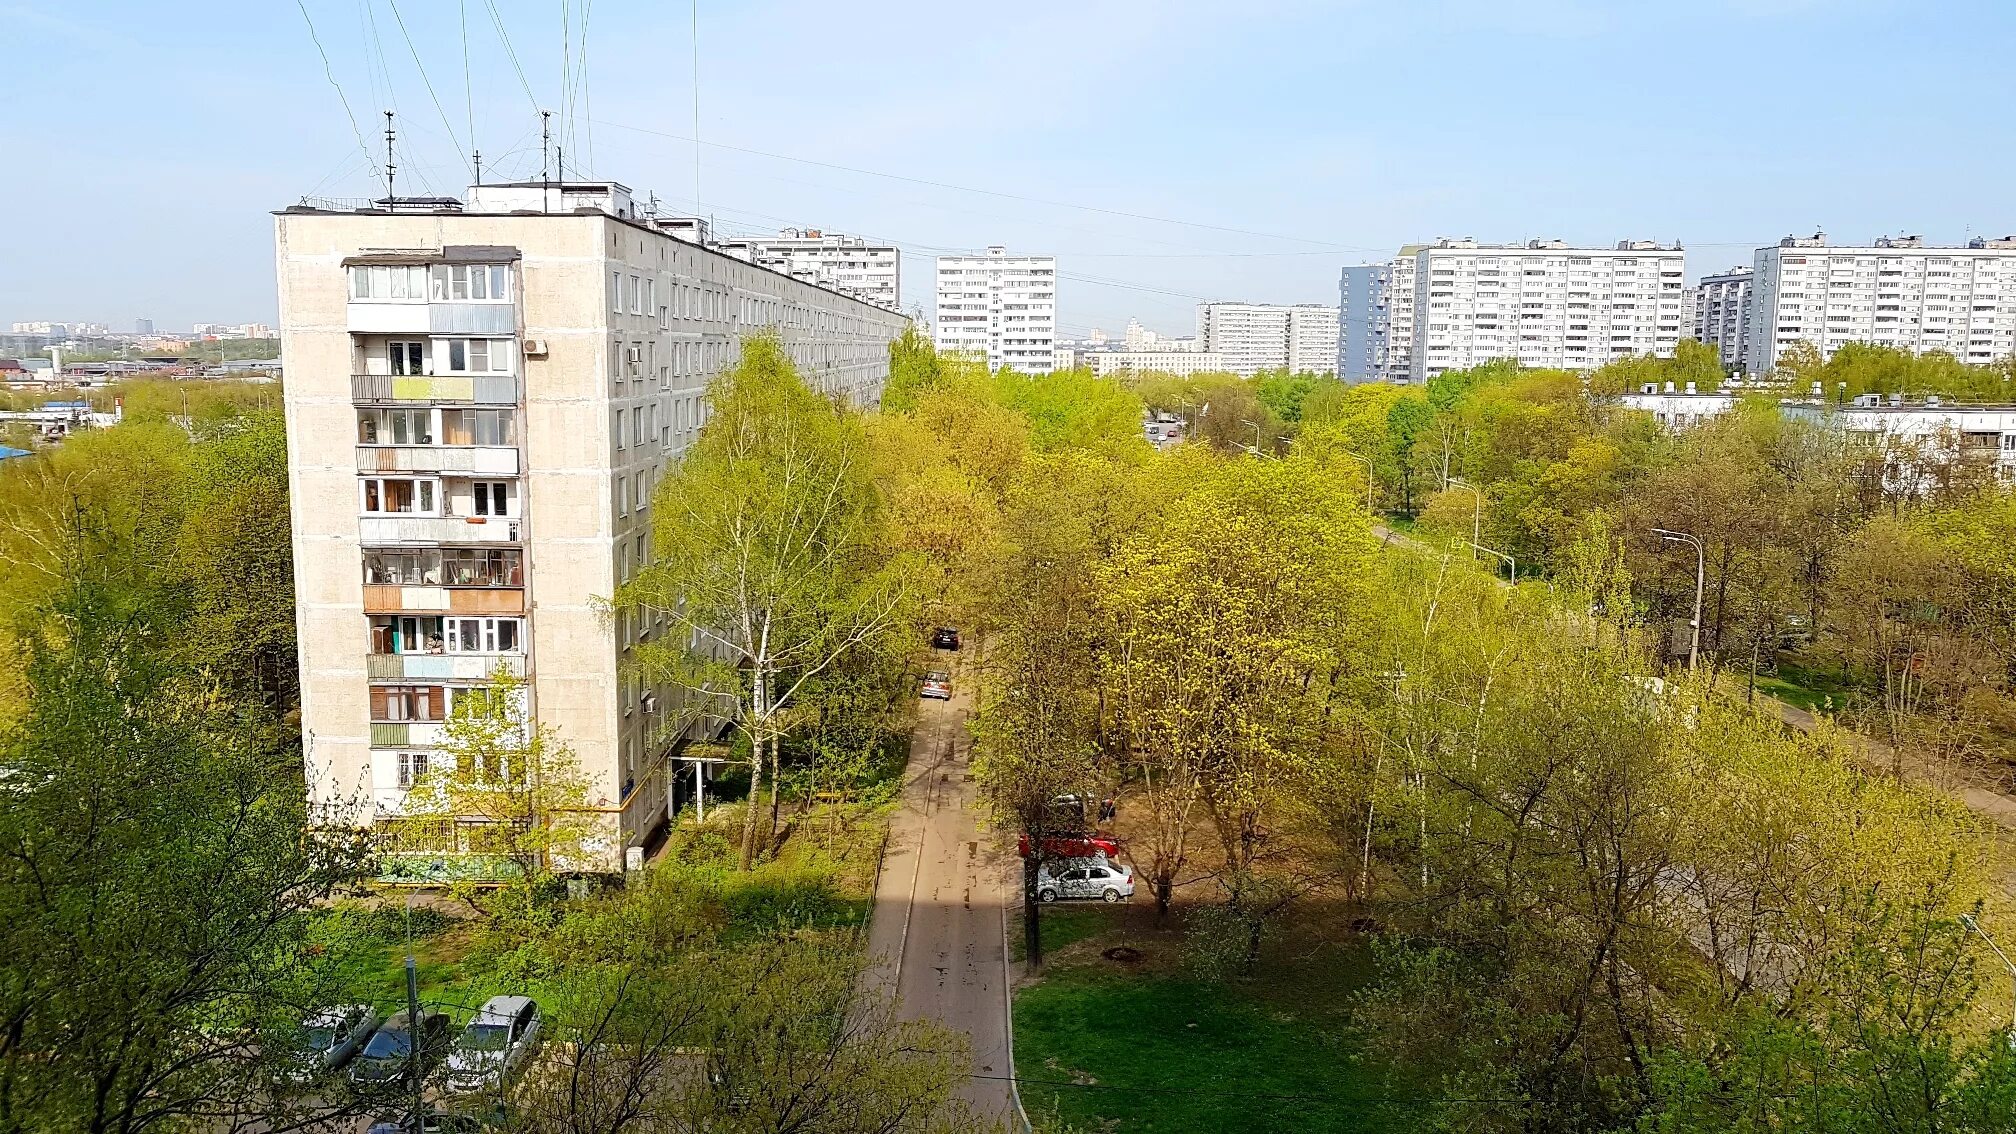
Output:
(5, 0), (2016, 338)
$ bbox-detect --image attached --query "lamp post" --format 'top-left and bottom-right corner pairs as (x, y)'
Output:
(1652, 527), (1705, 669)
(1239, 418), (1263, 455)
(1448, 477), (1482, 560)
(1961, 913), (2016, 1050)
(1341, 449), (1375, 513)
(1469, 540), (1516, 584)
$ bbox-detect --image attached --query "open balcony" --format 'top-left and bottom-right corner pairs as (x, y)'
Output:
(358, 515), (520, 545)
(356, 445), (520, 476)
(352, 374), (518, 405)
(363, 585), (525, 615)
(366, 653), (525, 681)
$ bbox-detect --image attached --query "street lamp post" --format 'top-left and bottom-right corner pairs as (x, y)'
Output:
(1468, 540), (1516, 584)
(1651, 527), (1705, 669)
(1961, 914), (2016, 1050)
(1448, 477), (1482, 560)
(1239, 418), (1263, 455)
(1341, 449), (1375, 513)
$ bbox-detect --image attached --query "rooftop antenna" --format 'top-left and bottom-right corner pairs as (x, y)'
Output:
(472, 148), (483, 186)
(382, 110), (397, 205)
(540, 109), (553, 213)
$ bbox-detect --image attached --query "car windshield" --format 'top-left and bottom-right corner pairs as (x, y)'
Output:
(362, 1028), (412, 1059)
(460, 1023), (511, 1052)
(301, 1025), (338, 1051)
(926, 671), (949, 682)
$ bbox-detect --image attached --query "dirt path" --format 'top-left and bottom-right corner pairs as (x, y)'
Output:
(864, 671), (1021, 1127)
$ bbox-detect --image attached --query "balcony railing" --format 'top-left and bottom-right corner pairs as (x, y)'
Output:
(369, 721), (445, 748)
(366, 653), (525, 681)
(356, 445), (520, 475)
(363, 585), (525, 615)
(359, 515), (520, 545)
(619, 755), (674, 850)
(352, 374), (518, 405)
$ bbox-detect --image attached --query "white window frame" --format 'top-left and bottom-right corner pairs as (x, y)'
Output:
(359, 476), (441, 516)
(443, 616), (524, 655)
(349, 264), (429, 302)
(396, 750), (432, 789)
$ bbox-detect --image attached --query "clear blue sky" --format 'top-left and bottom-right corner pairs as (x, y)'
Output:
(5, 0), (2013, 337)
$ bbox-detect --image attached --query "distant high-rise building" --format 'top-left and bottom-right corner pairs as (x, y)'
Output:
(1406, 238), (1686, 382)
(1338, 264), (1387, 381)
(933, 247), (1057, 374)
(1693, 267), (1752, 371)
(714, 229), (900, 310)
(1745, 233), (2016, 374)
(135, 318), (155, 335)
(1196, 302), (1339, 376)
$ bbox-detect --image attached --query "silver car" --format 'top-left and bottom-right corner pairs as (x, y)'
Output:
(283, 1005), (381, 1082)
(443, 995), (542, 1094)
(1034, 858), (1135, 904)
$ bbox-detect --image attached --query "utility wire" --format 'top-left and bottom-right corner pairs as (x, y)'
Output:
(481, 0), (543, 116)
(293, 0), (381, 183)
(460, 0), (475, 172)
(591, 116), (1380, 252)
(690, 0), (702, 214)
(387, 0), (474, 180)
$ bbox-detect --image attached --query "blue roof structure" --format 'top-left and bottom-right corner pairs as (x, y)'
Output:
(0, 446), (30, 461)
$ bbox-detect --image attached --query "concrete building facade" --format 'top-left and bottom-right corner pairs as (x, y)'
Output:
(1338, 264), (1386, 381)
(715, 228), (900, 311)
(933, 247), (1057, 374)
(1196, 302), (1340, 376)
(1694, 266), (1753, 371)
(1744, 233), (2016, 375)
(1409, 238), (1686, 382)
(274, 181), (908, 866)
(1086, 349), (1228, 377)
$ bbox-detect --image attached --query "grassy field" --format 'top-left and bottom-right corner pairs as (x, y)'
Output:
(1012, 917), (1416, 1134)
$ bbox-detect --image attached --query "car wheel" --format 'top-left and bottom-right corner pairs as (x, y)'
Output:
(1101, 888), (1121, 903)
(1038, 889), (1058, 904)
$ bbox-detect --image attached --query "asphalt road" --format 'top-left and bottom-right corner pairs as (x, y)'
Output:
(865, 672), (1021, 1128)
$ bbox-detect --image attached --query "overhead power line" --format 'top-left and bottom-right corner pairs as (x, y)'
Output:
(590, 117), (1382, 252)
(481, 0), (543, 116)
(386, 0), (473, 180)
(293, 0), (380, 182)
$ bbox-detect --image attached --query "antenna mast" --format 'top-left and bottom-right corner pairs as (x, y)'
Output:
(540, 110), (553, 213)
(472, 148), (483, 186)
(382, 110), (397, 205)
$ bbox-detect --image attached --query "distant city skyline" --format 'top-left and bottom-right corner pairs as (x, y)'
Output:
(8, 1), (2016, 336)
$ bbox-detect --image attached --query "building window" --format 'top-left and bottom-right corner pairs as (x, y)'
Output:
(443, 616), (523, 654)
(357, 408), (435, 445)
(471, 480), (511, 517)
(388, 340), (426, 375)
(359, 477), (439, 515)
(630, 275), (643, 316)
(442, 338), (511, 374)
(429, 263), (511, 302)
(350, 265), (429, 301)
(613, 271), (623, 313)
(444, 408), (516, 446)
(374, 685), (445, 722)
(396, 750), (432, 789)
(440, 548), (521, 586)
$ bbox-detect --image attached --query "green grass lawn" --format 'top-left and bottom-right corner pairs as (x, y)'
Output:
(1014, 939), (1417, 1134)
(1010, 904), (1118, 963)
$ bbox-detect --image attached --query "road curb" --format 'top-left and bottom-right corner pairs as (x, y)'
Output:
(999, 891), (1033, 1134)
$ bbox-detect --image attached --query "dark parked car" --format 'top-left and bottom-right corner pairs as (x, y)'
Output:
(931, 627), (961, 650)
(280, 1004), (381, 1082)
(349, 1010), (452, 1086)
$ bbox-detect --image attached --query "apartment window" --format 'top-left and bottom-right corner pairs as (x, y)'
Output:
(374, 685), (445, 722)
(359, 477), (438, 514)
(429, 263), (511, 302)
(372, 615), (441, 653)
(441, 548), (522, 586)
(630, 275), (643, 315)
(357, 408), (433, 445)
(646, 278), (658, 321)
(444, 408), (515, 446)
(613, 271), (623, 313)
(364, 549), (440, 585)
(349, 264), (429, 301)
(631, 407), (643, 448)
(613, 407), (625, 451)
(396, 750), (432, 789)
(617, 477), (630, 517)
(445, 616), (523, 654)
(471, 480), (510, 517)
(443, 338), (511, 374)
(388, 340), (426, 375)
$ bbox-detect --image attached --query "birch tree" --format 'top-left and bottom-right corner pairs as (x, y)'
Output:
(621, 335), (910, 870)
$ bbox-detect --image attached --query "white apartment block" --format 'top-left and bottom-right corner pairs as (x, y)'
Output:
(1123, 318), (1203, 353)
(1745, 233), (2016, 375)
(1782, 394), (2016, 488)
(715, 228), (900, 311)
(1383, 249), (1420, 381)
(934, 247), (1057, 374)
(1694, 266), (1752, 371)
(1409, 238), (1685, 382)
(1196, 302), (1340, 376)
(275, 180), (907, 869)
(1086, 349), (1228, 378)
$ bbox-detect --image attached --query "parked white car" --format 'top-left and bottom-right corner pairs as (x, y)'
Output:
(1034, 858), (1135, 904)
(443, 995), (543, 1094)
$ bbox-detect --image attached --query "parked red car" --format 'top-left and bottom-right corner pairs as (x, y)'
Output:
(1017, 832), (1121, 860)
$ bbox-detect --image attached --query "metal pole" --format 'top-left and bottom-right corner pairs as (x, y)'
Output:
(404, 954), (422, 1120)
(1652, 529), (1705, 669)
(695, 759), (705, 823)
(1450, 478), (1482, 559)
(1342, 449), (1374, 512)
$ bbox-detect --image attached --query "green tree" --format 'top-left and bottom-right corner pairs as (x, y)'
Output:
(623, 335), (910, 870)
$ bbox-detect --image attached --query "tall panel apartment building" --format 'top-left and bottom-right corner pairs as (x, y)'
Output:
(1408, 238), (1685, 382)
(275, 181), (907, 864)
(933, 247), (1056, 374)
(1744, 233), (2016, 375)
(715, 229), (900, 311)
(1694, 266), (1753, 371)
(1338, 264), (1387, 381)
(1196, 302), (1341, 376)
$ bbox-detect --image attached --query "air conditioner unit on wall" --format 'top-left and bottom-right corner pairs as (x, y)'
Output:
(522, 339), (549, 357)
